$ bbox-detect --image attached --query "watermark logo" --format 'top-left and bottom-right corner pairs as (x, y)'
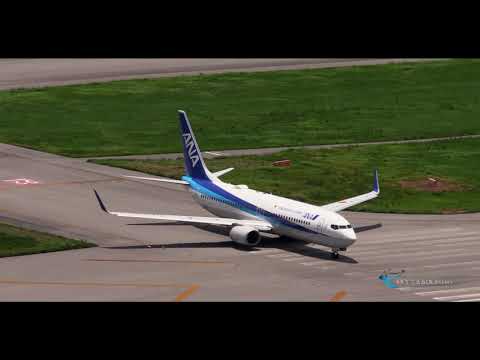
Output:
(378, 269), (405, 288)
(378, 269), (454, 289)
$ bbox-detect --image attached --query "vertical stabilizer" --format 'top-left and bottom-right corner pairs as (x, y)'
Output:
(178, 110), (212, 181)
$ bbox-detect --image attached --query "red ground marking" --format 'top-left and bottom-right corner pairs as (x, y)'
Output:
(272, 159), (291, 167)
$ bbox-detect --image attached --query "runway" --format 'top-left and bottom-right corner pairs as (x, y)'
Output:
(0, 58), (433, 90)
(0, 143), (479, 301)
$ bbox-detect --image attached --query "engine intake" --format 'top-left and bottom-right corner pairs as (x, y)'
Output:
(229, 226), (261, 246)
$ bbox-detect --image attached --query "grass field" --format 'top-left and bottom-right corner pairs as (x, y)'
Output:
(0, 223), (95, 258)
(2, 60), (480, 157)
(92, 138), (480, 214)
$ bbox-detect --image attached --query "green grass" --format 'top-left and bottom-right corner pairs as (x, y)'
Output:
(0, 223), (95, 258)
(2, 60), (480, 157)
(92, 138), (480, 214)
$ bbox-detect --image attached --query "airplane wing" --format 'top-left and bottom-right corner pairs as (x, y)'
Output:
(93, 190), (272, 232)
(352, 223), (382, 233)
(321, 169), (380, 213)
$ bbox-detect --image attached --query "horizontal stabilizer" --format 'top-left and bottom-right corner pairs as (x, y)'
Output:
(212, 168), (234, 178)
(123, 175), (189, 185)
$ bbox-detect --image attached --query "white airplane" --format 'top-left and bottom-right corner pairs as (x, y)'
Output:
(94, 110), (381, 258)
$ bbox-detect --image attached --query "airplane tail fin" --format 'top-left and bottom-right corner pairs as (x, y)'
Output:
(178, 110), (212, 181)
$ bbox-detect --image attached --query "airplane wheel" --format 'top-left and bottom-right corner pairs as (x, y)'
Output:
(331, 251), (339, 259)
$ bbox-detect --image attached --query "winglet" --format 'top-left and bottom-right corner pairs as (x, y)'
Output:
(373, 169), (380, 194)
(93, 189), (108, 213)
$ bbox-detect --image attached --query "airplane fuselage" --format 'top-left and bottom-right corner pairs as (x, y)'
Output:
(183, 175), (357, 250)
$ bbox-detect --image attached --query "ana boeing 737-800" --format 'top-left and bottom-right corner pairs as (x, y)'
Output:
(94, 110), (381, 258)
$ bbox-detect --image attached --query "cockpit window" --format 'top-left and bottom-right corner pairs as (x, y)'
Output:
(331, 224), (352, 230)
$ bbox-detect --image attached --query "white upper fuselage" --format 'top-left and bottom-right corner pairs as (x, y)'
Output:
(184, 175), (357, 250)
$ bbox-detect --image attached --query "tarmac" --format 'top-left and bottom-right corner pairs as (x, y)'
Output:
(0, 143), (479, 301)
(0, 58), (435, 90)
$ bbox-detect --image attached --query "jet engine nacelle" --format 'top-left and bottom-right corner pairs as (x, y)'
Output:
(229, 226), (261, 246)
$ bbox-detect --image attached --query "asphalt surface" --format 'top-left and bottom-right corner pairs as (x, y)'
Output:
(0, 143), (479, 301)
(0, 58), (434, 90)
(89, 134), (480, 161)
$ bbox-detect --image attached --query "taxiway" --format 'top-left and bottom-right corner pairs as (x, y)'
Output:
(0, 143), (478, 301)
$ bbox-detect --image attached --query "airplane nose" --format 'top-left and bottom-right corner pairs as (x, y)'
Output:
(346, 229), (357, 243)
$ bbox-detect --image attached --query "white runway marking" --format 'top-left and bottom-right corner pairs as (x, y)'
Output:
(204, 152), (223, 156)
(300, 261), (326, 266)
(424, 261), (480, 269)
(392, 253), (480, 263)
(266, 253), (297, 259)
(454, 298), (480, 302)
(433, 293), (480, 301)
(1, 178), (40, 185)
(251, 249), (281, 255)
(363, 227), (460, 241)
(415, 287), (480, 296)
(352, 242), (479, 256)
(358, 230), (474, 245)
(353, 247), (479, 260)
(350, 236), (480, 256)
(282, 255), (307, 261)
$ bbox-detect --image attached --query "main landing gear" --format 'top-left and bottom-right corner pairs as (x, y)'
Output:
(330, 248), (347, 259)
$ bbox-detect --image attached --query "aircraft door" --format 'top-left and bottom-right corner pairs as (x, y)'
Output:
(316, 217), (326, 233)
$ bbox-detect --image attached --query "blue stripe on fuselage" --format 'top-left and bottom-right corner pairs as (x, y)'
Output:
(182, 176), (319, 235)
